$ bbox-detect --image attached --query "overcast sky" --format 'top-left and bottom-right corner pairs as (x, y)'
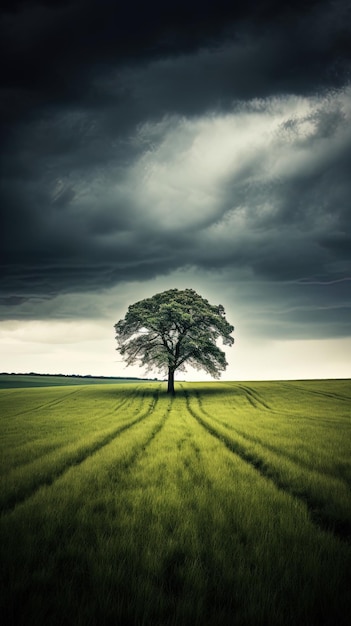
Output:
(1, 0), (351, 380)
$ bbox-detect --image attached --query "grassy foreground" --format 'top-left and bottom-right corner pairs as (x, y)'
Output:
(0, 380), (350, 625)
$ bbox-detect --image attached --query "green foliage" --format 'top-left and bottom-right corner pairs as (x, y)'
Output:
(114, 288), (234, 393)
(1, 381), (350, 625)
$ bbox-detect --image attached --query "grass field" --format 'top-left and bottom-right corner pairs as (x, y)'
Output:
(1, 379), (350, 625)
(0, 374), (153, 389)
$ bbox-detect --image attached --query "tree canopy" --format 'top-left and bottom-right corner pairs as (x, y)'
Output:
(114, 288), (234, 394)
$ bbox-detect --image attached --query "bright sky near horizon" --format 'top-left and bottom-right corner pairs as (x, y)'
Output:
(1, 0), (351, 381)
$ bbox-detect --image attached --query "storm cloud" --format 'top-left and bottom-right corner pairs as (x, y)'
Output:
(1, 0), (351, 377)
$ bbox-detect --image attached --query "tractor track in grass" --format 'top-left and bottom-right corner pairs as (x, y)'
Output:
(112, 396), (174, 479)
(3, 385), (144, 421)
(282, 382), (351, 404)
(5, 387), (89, 419)
(237, 384), (272, 410)
(1, 390), (161, 515)
(194, 391), (350, 486)
(224, 383), (349, 425)
(0, 389), (144, 475)
(214, 382), (273, 411)
(183, 388), (351, 544)
(1, 389), (145, 475)
(0, 389), (21, 398)
(83, 388), (146, 425)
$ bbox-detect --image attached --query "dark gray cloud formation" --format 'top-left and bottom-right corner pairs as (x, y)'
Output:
(1, 0), (351, 340)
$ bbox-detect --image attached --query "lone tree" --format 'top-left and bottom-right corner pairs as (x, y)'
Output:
(114, 288), (234, 395)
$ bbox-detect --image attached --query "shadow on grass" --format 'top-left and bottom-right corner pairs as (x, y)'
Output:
(135, 383), (244, 399)
(93, 381), (243, 400)
(177, 383), (242, 397)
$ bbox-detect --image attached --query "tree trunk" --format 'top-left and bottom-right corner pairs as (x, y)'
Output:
(167, 367), (175, 395)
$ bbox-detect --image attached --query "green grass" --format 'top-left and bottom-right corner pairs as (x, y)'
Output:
(0, 380), (350, 625)
(0, 374), (150, 389)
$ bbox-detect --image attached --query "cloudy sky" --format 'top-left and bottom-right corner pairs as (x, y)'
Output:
(1, 0), (351, 380)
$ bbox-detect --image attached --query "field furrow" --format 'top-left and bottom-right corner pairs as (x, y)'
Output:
(2, 387), (85, 419)
(0, 380), (350, 626)
(237, 384), (272, 410)
(283, 381), (351, 403)
(184, 388), (351, 542)
(0, 387), (160, 514)
(195, 390), (350, 484)
(0, 386), (145, 474)
(110, 394), (173, 475)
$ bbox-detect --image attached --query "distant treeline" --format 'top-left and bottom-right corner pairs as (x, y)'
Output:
(0, 373), (160, 389)
(0, 372), (158, 381)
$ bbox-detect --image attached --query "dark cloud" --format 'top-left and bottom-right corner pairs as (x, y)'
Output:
(2, 1), (349, 124)
(1, 0), (351, 342)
